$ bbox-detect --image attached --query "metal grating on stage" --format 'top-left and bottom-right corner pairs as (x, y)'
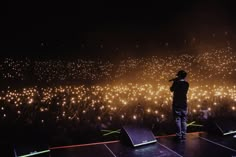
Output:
(15, 132), (236, 157)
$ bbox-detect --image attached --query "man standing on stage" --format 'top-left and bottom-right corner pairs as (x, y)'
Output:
(170, 70), (189, 141)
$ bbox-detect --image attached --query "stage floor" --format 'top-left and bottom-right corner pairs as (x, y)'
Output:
(15, 132), (236, 157)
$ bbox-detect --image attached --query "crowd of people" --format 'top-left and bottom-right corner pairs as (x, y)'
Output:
(0, 47), (235, 144)
(0, 47), (235, 86)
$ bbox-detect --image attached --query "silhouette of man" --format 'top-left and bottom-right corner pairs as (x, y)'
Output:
(170, 70), (189, 141)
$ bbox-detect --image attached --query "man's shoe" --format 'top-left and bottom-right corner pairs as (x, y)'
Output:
(174, 136), (182, 142)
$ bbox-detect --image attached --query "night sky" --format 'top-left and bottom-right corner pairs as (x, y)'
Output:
(1, 1), (236, 57)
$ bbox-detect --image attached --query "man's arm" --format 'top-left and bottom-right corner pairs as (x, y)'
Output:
(170, 81), (177, 92)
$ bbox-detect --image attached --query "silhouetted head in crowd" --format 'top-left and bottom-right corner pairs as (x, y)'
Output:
(176, 70), (187, 79)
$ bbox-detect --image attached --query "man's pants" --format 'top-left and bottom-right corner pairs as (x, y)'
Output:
(173, 108), (187, 138)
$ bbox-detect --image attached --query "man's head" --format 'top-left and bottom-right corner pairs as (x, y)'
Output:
(176, 70), (187, 79)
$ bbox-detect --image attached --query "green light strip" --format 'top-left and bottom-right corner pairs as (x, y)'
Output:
(187, 121), (196, 127)
(101, 129), (114, 132)
(187, 121), (203, 127)
(190, 124), (203, 127)
(102, 129), (121, 136)
(103, 131), (120, 136)
(223, 130), (236, 135)
(18, 150), (50, 157)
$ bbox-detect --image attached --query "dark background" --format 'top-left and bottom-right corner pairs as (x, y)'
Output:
(1, 0), (236, 58)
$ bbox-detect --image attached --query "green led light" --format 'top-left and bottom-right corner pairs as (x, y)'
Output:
(18, 150), (50, 157)
(187, 121), (203, 127)
(101, 129), (120, 136)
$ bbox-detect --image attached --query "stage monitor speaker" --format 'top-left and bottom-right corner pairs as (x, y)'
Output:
(120, 125), (157, 147)
(206, 117), (236, 136)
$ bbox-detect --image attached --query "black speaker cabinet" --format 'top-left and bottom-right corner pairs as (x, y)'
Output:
(214, 118), (236, 136)
(121, 125), (157, 147)
(206, 117), (236, 136)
